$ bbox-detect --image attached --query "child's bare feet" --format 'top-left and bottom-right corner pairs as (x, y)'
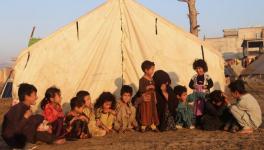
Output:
(175, 125), (183, 129)
(189, 125), (195, 129)
(80, 133), (89, 139)
(54, 138), (66, 145)
(239, 127), (253, 134)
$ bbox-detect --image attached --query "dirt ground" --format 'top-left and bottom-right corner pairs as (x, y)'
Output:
(0, 79), (263, 150)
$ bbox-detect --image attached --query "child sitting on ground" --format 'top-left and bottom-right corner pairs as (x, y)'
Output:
(76, 91), (106, 137)
(41, 87), (66, 140)
(189, 59), (214, 127)
(114, 85), (138, 133)
(94, 92), (117, 133)
(135, 60), (159, 132)
(225, 80), (262, 134)
(65, 97), (90, 139)
(2, 83), (62, 149)
(201, 90), (237, 131)
(174, 85), (195, 129)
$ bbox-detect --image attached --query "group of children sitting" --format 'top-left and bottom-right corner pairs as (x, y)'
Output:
(1, 59), (262, 149)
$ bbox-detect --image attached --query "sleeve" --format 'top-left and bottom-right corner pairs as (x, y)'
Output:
(7, 107), (29, 134)
(95, 109), (101, 120)
(189, 79), (195, 89)
(43, 106), (57, 123)
(207, 78), (214, 90)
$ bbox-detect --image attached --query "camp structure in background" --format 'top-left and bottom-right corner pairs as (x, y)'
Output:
(13, 0), (225, 111)
(241, 54), (264, 78)
(0, 68), (13, 99)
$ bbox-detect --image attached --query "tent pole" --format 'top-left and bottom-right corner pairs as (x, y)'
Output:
(0, 70), (13, 98)
(201, 45), (205, 60)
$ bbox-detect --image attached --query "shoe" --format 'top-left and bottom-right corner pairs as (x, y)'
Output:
(189, 125), (195, 129)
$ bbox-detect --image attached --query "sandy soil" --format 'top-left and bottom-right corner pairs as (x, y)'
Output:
(0, 79), (263, 150)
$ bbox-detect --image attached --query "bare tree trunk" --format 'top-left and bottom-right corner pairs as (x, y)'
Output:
(179, 0), (199, 37)
(187, 0), (199, 36)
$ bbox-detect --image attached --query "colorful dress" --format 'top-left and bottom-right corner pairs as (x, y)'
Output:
(175, 101), (194, 127)
(189, 74), (213, 126)
(42, 103), (65, 139)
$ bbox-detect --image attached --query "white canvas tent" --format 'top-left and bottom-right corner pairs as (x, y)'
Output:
(241, 54), (264, 76)
(13, 0), (225, 111)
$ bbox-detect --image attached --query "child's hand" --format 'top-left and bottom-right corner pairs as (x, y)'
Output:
(96, 120), (102, 126)
(47, 127), (52, 134)
(143, 94), (151, 102)
(203, 85), (208, 89)
(79, 115), (89, 122)
(24, 110), (32, 119)
(110, 110), (117, 116)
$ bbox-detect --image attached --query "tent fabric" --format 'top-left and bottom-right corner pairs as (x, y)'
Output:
(1, 80), (13, 98)
(241, 54), (264, 75)
(0, 68), (12, 84)
(13, 0), (225, 111)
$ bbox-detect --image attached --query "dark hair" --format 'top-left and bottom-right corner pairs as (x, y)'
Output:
(141, 60), (155, 73)
(70, 97), (85, 110)
(94, 92), (116, 109)
(76, 90), (90, 101)
(153, 70), (171, 89)
(18, 83), (37, 102)
(208, 90), (225, 104)
(40, 86), (61, 110)
(228, 80), (247, 94)
(193, 59), (208, 72)
(174, 85), (187, 96)
(121, 85), (133, 96)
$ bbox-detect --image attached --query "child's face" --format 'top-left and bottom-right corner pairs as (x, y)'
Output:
(160, 83), (167, 92)
(74, 105), (85, 114)
(121, 93), (132, 104)
(145, 66), (155, 77)
(25, 91), (38, 105)
(212, 100), (223, 106)
(84, 95), (91, 107)
(103, 101), (112, 110)
(231, 91), (240, 99)
(196, 67), (204, 76)
(177, 92), (188, 102)
(52, 93), (62, 104)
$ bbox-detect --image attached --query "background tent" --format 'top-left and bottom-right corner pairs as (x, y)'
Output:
(0, 69), (13, 99)
(13, 0), (225, 111)
(241, 54), (264, 76)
